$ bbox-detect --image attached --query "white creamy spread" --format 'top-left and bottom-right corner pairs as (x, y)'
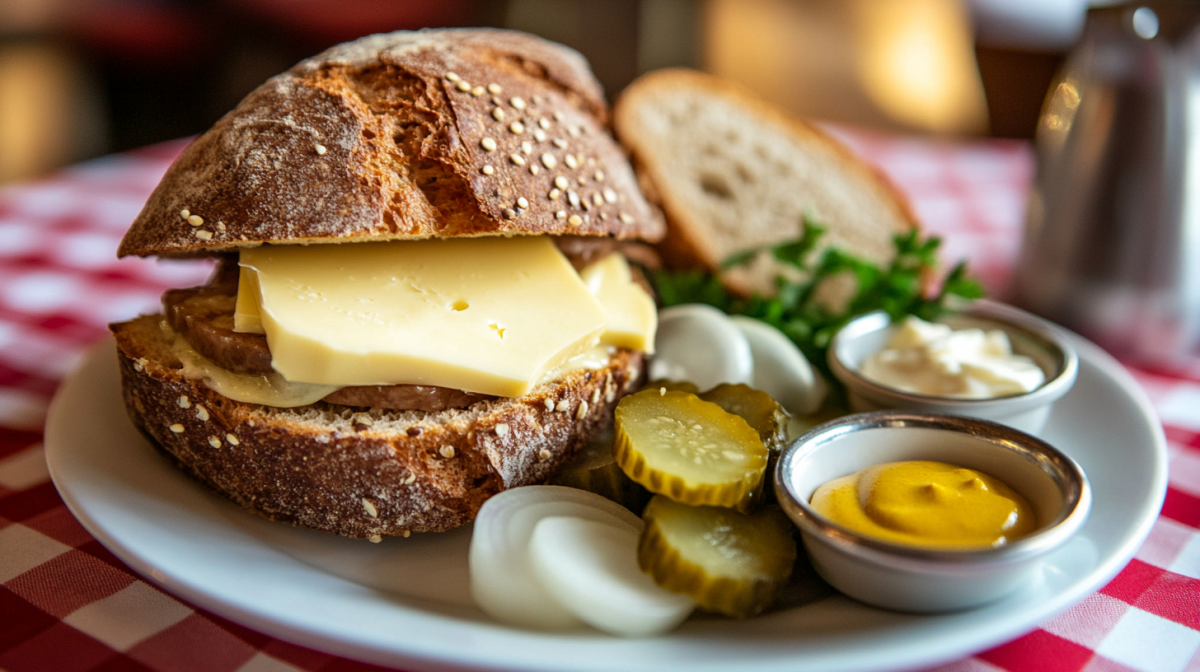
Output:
(167, 326), (614, 408)
(168, 330), (339, 407)
(537, 345), (616, 385)
(860, 316), (1045, 399)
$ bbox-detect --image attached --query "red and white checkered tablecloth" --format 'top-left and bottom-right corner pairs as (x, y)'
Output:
(1, 130), (1197, 672)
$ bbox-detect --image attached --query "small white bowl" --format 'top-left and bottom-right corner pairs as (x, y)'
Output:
(827, 301), (1078, 435)
(774, 411), (1091, 613)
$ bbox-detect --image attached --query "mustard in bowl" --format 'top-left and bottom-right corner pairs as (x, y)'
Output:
(809, 460), (1039, 549)
(774, 411), (1091, 612)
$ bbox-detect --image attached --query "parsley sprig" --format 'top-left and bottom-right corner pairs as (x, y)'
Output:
(652, 216), (984, 392)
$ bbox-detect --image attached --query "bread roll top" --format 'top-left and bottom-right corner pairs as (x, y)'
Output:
(119, 28), (665, 259)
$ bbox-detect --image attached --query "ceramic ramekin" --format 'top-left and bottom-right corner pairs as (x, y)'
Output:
(774, 411), (1091, 612)
(827, 300), (1078, 436)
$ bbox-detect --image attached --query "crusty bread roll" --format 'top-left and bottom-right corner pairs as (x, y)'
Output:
(113, 316), (643, 539)
(613, 69), (915, 298)
(119, 29), (663, 259)
(111, 29), (662, 540)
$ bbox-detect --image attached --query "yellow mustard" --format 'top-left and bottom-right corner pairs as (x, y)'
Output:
(809, 461), (1037, 548)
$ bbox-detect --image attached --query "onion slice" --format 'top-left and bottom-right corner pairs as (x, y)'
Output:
(469, 485), (642, 630)
(529, 516), (695, 636)
(731, 315), (825, 415)
(651, 304), (753, 390)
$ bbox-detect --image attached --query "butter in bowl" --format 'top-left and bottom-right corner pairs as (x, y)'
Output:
(827, 300), (1078, 436)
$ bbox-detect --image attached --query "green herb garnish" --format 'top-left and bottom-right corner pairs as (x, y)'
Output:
(652, 215), (984, 391)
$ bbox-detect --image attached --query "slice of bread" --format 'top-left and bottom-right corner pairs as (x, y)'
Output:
(111, 314), (645, 539)
(613, 69), (916, 298)
(118, 29), (664, 259)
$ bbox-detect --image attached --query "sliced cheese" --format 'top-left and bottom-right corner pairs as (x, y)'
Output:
(580, 253), (658, 354)
(233, 266), (265, 334)
(238, 238), (609, 398)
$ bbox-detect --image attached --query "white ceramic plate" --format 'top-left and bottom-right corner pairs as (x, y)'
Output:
(45, 334), (1167, 672)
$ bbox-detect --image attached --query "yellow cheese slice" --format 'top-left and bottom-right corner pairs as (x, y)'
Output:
(580, 254), (657, 354)
(233, 265), (265, 334)
(238, 237), (609, 398)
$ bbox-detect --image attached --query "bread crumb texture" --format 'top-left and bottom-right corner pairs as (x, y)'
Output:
(118, 29), (664, 259)
(613, 68), (916, 298)
(111, 314), (645, 539)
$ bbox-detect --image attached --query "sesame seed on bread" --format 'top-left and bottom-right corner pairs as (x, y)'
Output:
(613, 68), (916, 298)
(111, 314), (645, 539)
(118, 28), (665, 259)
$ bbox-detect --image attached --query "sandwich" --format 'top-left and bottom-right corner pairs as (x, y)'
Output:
(110, 29), (665, 541)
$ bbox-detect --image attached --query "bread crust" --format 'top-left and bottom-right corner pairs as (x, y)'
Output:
(119, 29), (664, 259)
(613, 68), (917, 297)
(111, 314), (645, 539)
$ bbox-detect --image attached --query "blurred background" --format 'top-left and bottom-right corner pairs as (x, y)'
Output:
(0, 0), (1095, 183)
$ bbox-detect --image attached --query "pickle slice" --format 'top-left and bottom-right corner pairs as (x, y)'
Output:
(549, 425), (651, 514)
(698, 383), (790, 510)
(639, 495), (797, 618)
(613, 389), (768, 508)
(698, 383), (789, 454)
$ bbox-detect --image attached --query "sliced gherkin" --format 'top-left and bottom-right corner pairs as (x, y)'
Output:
(548, 425), (651, 514)
(613, 389), (768, 508)
(639, 495), (797, 618)
(698, 383), (789, 454)
(700, 384), (792, 451)
(698, 383), (790, 510)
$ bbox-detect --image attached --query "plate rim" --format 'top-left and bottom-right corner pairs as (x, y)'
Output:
(44, 333), (1169, 672)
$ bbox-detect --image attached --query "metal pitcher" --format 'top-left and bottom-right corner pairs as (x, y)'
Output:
(1015, 1), (1200, 363)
